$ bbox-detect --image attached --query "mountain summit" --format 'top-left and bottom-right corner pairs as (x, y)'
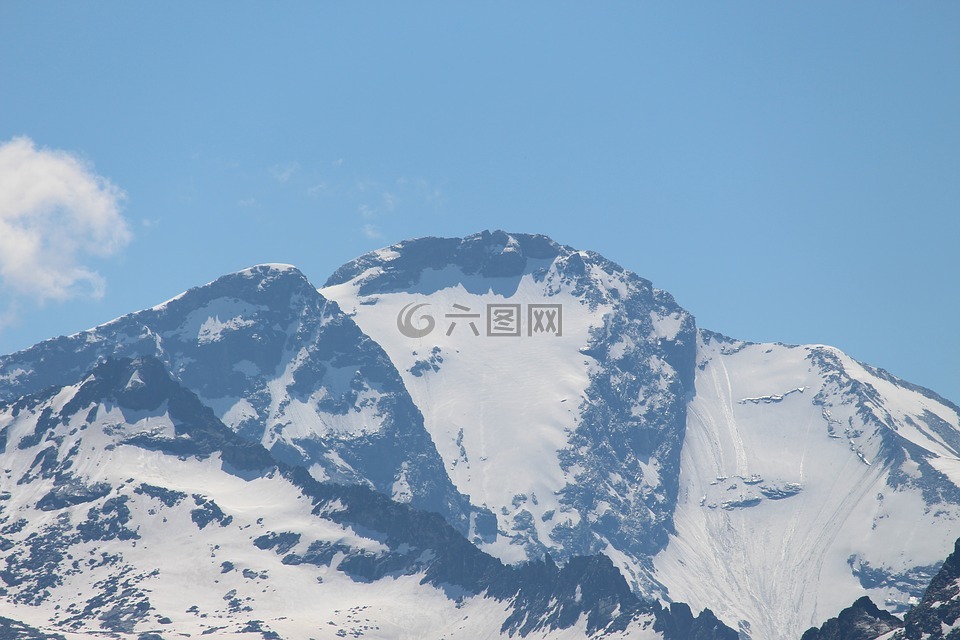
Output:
(322, 230), (960, 638)
(0, 263), (473, 530)
(323, 230), (697, 578)
(0, 230), (958, 639)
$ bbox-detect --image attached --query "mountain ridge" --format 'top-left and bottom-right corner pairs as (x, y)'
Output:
(0, 263), (480, 534)
(0, 352), (737, 638)
(1, 229), (958, 639)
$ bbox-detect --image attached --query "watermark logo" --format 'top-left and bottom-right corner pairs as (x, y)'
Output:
(395, 301), (562, 339)
(444, 303), (481, 336)
(487, 304), (520, 337)
(397, 302), (436, 338)
(528, 304), (562, 336)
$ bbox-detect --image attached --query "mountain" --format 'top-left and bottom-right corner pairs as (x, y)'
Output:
(0, 264), (477, 533)
(320, 231), (960, 638)
(653, 332), (960, 638)
(322, 231), (697, 586)
(1, 229), (959, 639)
(0, 354), (737, 639)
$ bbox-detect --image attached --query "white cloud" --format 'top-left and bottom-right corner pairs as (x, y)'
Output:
(0, 136), (130, 307)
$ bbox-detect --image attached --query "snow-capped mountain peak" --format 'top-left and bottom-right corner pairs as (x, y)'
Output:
(322, 230), (697, 586)
(0, 262), (474, 531)
(1, 230), (958, 640)
(323, 230), (960, 638)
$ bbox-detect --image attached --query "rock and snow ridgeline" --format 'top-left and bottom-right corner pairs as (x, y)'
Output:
(0, 230), (957, 639)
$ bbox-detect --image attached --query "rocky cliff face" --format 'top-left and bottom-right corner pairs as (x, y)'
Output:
(800, 596), (903, 640)
(896, 537), (960, 639)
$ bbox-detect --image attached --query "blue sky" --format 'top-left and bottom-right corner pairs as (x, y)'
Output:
(1, 2), (958, 401)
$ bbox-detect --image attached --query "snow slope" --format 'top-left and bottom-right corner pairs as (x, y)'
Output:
(322, 231), (697, 587)
(323, 256), (599, 561)
(323, 231), (960, 637)
(654, 331), (960, 639)
(1, 229), (958, 640)
(0, 356), (732, 639)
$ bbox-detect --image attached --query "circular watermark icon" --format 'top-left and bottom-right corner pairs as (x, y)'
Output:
(396, 302), (436, 338)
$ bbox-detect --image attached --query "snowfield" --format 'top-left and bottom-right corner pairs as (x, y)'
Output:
(1, 230), (959, 640)
(654, 333), (960, 638)
(322, 259), (606, 563)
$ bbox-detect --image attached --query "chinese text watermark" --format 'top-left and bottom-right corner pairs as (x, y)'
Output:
(397, 302), (562, 338)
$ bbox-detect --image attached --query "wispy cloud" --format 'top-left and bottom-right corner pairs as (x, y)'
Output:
(361, 223), (383, 239)
(413, 178), (444, 208)
(0, 136), (131, 320)
(382, 191), (397, 212)
(259, 158), (442, 244)
(353, 177), (444, 241)
(0, 301), (20, 332)
(306, 182), (328, 197)
(353, 178), (379, 194)
(270, 162), (300, 183)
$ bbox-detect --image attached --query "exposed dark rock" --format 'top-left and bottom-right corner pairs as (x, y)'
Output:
(0, 615), (67, 639)
(800, 596), (903, 640)
(35, 480), (111, 512)
(190, 495), (232, 530)
(900, 537), (960, 639)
